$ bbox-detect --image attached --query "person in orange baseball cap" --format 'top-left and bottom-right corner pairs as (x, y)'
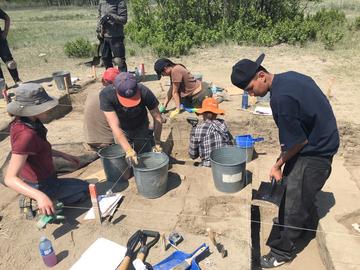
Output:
(83, 68), (120, 151)
(99, 72), (163, 166)
(188, 97), (233, 167)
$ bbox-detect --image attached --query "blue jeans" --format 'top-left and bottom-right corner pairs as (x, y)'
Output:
(29, 176), (89, 205)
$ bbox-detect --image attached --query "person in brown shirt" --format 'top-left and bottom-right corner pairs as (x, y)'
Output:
(83, 68), (119, 151)
(154, 58), (212, 118)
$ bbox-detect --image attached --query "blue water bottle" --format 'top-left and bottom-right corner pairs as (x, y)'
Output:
(39, 236), (57, 267)
(242, 91), (248, 109)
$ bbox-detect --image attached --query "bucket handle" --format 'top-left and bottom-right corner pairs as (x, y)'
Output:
(253, 137), (264, 143)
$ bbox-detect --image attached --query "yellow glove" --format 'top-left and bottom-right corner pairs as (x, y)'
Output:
(152, 144), (163, 153)
(125, 148), (138, 166)
(170, 108), (180, 119)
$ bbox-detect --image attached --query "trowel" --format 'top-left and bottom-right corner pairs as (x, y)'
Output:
(252, 177), (285, 207)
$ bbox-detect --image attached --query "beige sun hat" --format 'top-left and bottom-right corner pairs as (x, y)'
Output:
(7, 83), (59, 117)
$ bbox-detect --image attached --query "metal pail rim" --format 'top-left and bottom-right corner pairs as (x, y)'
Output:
(133, 152), (169, 172)
(210, 146), (247, 167)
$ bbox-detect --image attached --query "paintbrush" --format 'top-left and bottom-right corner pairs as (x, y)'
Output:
(171, 246), (206, 270)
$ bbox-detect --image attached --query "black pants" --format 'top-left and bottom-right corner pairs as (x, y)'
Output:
(266, 155), (332, 261)
(101, 36), (127, 71)
(0, 38), (20, 83)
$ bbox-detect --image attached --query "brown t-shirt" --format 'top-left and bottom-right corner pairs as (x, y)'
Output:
(171, 65), (201, 97)
(83, 88), (114, 144)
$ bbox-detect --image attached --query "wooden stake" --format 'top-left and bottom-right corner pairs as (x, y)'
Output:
(64, 76), (70, 96)
(160, 233), (167, 251)
(92, 65), (97, 79)
(89, 184), (102, 224)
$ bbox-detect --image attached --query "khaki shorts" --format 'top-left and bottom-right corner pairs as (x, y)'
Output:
(181, 82), (212, 108)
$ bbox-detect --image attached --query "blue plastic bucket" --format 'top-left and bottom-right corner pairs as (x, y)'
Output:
(235, 135), (264, 162)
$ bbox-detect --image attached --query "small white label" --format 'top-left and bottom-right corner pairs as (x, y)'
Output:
(223, 172), (242, 183)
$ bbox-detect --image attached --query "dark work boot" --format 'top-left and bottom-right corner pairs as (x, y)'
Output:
(118, 58), (127, 72)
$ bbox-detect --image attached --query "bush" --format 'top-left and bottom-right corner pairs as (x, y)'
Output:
(320, 29), (345, 50)
(355, 16), (360, 30)
(126, 1), (350, 56)
(64, 38), (93, 58)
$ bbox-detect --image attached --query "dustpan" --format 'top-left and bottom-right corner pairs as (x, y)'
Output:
(153, 243), (208, 270)
(252, 178), (285, 207)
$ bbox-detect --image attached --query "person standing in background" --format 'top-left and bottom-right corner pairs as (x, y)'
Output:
(97, 0), (128, 72)
(0, 8), (22, 87)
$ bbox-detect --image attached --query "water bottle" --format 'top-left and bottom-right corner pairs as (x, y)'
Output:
(242, 91), (248, 109)
(39, 236), (57, 267)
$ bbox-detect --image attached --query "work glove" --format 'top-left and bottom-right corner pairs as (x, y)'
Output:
(125, 148), (138, 166)
(159, 104), (166, 113)
(99, 14), (111, 25)
(152, 144), (163, 153)
(169, 108), (180, 119)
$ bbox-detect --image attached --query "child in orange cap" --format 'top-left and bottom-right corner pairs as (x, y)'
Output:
(188, 97), (233, 167)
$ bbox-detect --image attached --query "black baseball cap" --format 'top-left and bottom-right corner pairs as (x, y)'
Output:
(231, 53), (266, 89)
(154, 58), (173, 80)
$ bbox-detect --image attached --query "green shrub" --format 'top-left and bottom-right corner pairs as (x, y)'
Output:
(129, 48), (136, 56)
(320, 29), (345, 50)
(311, 8), (346, 27)
(126, 0), (350, 56)
(64, 38), (92, 58)
(355, 16), (360, 30)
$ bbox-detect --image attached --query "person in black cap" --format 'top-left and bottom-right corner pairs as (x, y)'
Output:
(231, 54), (339, 268)
(154, 58), (212, 118)
(99, 72), (163, 165)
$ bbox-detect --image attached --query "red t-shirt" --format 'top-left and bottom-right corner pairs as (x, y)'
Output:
(10, 120), (55, 183)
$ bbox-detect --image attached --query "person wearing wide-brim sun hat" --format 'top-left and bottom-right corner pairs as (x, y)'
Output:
(5, 83), (89, 218)
(188, 97), (233, 167)
(154, 58), (212, 118)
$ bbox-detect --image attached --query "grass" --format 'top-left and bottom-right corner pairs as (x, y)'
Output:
(1, 2), (360, 83)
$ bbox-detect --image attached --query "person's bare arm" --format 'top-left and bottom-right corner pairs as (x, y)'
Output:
(149, 107), (163, 144)
(4, 153), (54, 215)
(270, 140), (308, 181)
(103, 111), (132, 152)
(171, 82), (181, 109)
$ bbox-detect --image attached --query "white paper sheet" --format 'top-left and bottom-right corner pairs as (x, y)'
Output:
(253, 106), (272, 116)
(84, 194), (122, 220)
(70, 238), (127, 270)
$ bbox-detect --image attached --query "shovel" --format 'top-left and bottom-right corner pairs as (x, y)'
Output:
(84, 41), (102, 67)
(252, 177), (285, 207)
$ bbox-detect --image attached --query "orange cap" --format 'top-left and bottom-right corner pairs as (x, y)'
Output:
(196, 97), (225, 115)
(102, 68), (120, 83)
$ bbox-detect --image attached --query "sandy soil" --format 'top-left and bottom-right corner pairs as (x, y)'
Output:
(1, 44), (360, 269)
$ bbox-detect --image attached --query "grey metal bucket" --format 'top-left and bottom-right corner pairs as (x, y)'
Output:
(52, 71), (71, 91)
(98, 144), (131, 183)
(240, 146), (254, 163)
(133, 152), (169, 199)
(210, 146), (247, 193)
